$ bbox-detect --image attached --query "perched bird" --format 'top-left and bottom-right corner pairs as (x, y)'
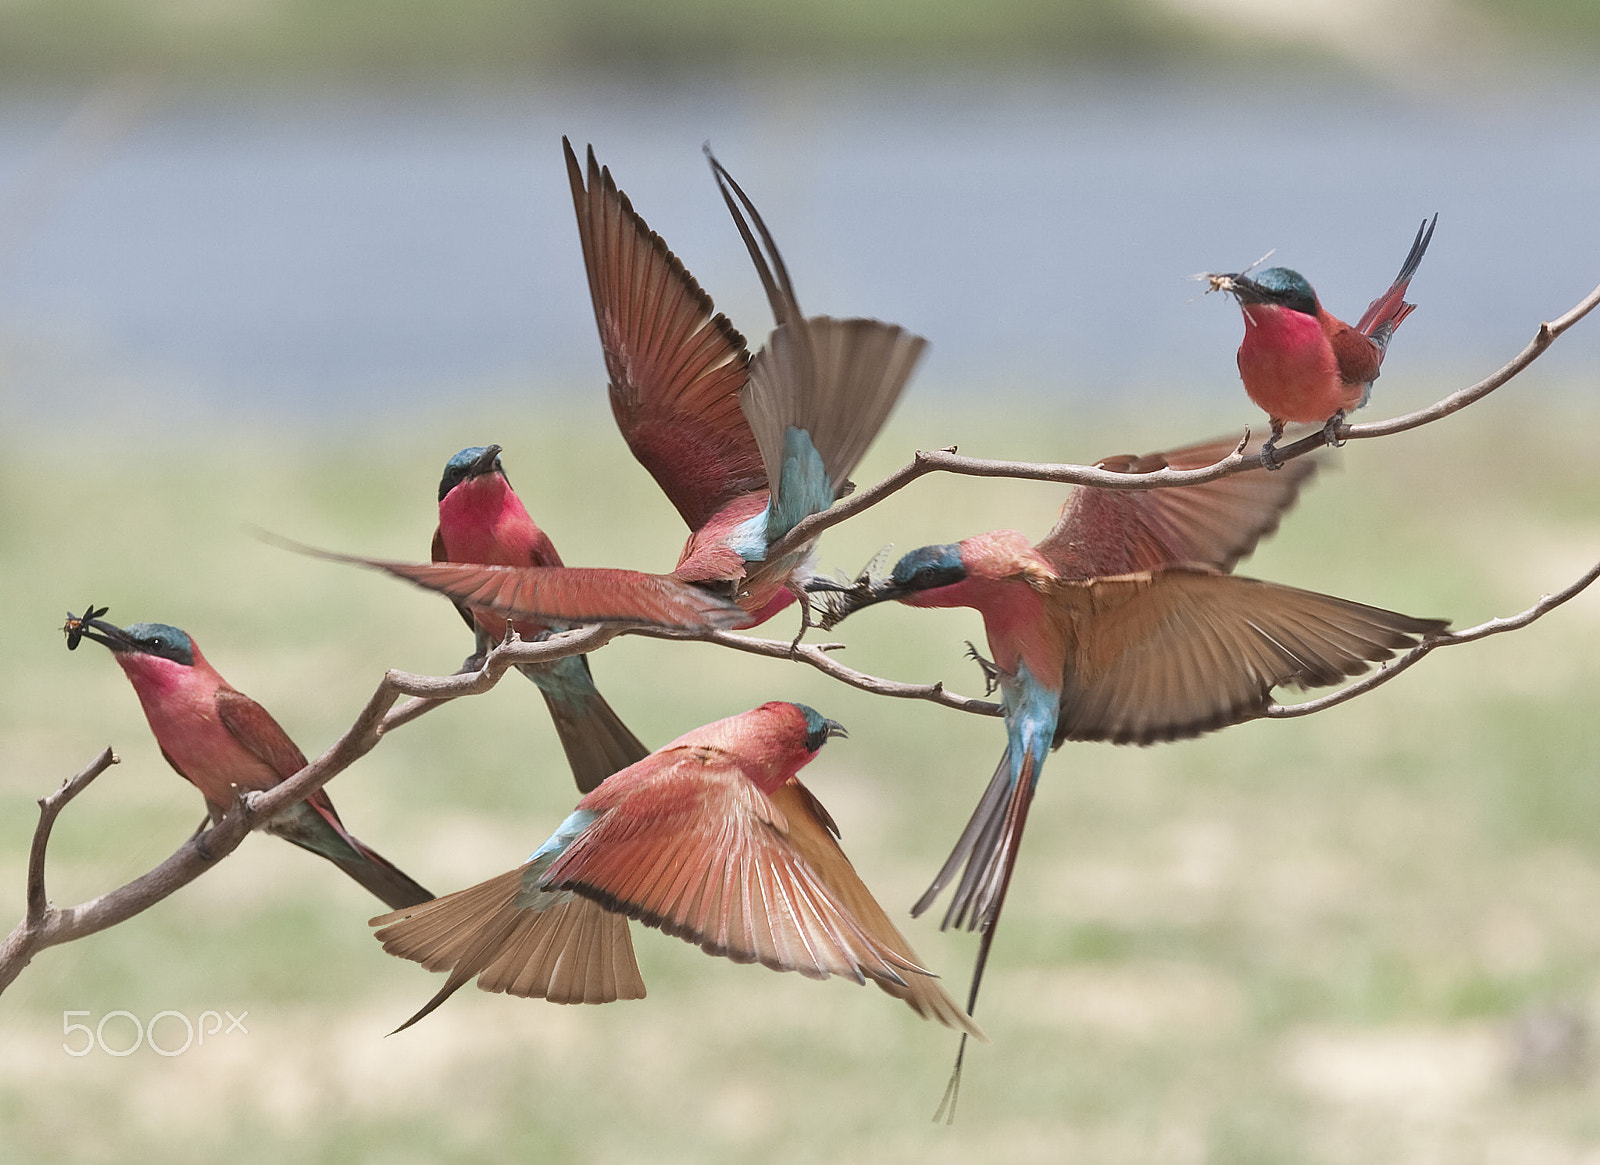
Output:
(434, 443), (647, 793)
(335, 140), (925, 636)
(66, 611), (432, 909)
(373, 701), (985, 1040)
(813, 435), (1445, 1098)
(1211, 215), (1436, 467)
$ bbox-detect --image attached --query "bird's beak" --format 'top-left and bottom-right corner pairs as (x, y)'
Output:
(1211, 272), (1274, 305)
(822, 718), (848, 741)
(469, 444), (503, 478)
(804, 545), (904, 630)
(804, 574), (905, 630)
(64, 611), (133, 653)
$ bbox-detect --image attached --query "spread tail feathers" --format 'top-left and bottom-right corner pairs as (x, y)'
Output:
(743, 318), (925, 531)
(705, 146), (924, 513)
(911, 748), (1015, 932)
(372, 865), (645, 1031)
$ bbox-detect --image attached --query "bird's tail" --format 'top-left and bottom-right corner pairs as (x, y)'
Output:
(706, 149), (925, 542)
(912, 747), (1018, 932)
(266, 800), (435, 910)
(912, 745), (1039, 1123)
(371, 864), (645, 1032)
(742, 318), (927, 544)
(1354, 214), (1437, 349)
(518, 656), (649, 794)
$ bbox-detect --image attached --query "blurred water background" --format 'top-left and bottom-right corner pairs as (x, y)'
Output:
(0, 73), (1597, 427)
(6, 3), (1600, 1163)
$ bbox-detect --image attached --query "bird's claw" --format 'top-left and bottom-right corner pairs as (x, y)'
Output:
(1259, 421), (1286, 471)
(788, 596), (815, 654)
(1320, 410), (1347, 449)
(964, 641), (1000, 696)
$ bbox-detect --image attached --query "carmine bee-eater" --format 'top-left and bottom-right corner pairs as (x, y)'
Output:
(372, 701), (985, 1040)
(434, 443), (648, 793)
(1211, 215), (1436, 467)
(332, 140), (925, 636)
(66, 610), (432, 909)
(812, 435), (1445, 1090)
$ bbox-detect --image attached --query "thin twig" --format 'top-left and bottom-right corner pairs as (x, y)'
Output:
(637, 626), (1005, 716)
(26, 747), (118, 922)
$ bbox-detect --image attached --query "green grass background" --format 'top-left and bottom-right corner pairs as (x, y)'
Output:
(0, 0), (1590, 79)
(4, 369), (1600, 1161)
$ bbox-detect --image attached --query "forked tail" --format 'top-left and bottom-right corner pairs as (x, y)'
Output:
(1354, 213), (1437, 348)
(915, 746), (1040, 1122)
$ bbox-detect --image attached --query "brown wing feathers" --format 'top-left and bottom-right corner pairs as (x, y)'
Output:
(1054, 566), (1446, 745)
(565, 138), (762, 533)
(1036, 435), (1317, 578)
(544, 781), (920, 988)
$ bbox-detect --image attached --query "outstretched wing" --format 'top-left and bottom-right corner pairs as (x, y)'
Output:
(566, 138), (763, 533)
(1053, 565), (1446, 745)
(768, 778), (986, 1039)
(543, 748), (926, 988)
(294, 536), (746, 630)
(1036, 434), (1317, 577)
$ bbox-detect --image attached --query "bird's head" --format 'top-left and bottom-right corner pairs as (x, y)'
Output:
(65, 610), (195, 668)
(792, 703), (849, 753)
(1219, 267), (1319, 317)
(723, 702), (847, 791)
(807, 542), (967, 628)
(438, 444), (506, 502)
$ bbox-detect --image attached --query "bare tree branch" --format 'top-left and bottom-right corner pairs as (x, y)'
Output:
(764, 282), (1600, 564)
(638, 626), (1005, 716)
(0, 749), (120, 992)
(25, 748), (118, 922)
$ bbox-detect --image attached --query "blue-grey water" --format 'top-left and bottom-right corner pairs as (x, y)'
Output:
(0, 75), (1596, 424)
